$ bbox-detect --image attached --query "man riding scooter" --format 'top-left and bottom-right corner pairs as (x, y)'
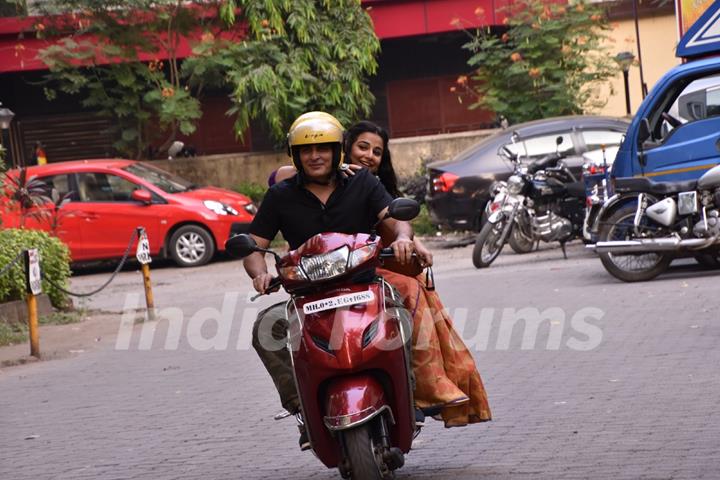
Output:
(243, 112), (427, 451)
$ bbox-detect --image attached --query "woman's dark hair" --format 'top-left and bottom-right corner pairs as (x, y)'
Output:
(343, 121), (401, 198)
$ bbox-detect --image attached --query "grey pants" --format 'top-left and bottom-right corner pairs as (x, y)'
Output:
(251, 301), (299, 414)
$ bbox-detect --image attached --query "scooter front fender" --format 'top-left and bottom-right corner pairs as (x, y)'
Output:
(323, 375), (392, 431)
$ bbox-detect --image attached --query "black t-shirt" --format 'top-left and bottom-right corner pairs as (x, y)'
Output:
(250, 169), (394, 250)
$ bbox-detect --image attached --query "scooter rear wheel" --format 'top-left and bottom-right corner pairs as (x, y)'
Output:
(343, 424), (388, 480)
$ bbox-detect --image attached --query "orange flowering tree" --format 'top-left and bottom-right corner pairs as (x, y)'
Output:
(35, 0), (378, 158)
(458, 0), (618, 124)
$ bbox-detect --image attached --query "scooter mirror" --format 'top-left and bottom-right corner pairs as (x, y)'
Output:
(225, 234), (259, 259)
(388, 198), (421, 221)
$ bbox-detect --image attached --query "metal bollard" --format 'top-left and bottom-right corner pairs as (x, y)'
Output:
(135, 227), (155, 321)
(24, 249), (42, 358)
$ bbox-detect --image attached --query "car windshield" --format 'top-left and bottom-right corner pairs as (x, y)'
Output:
(123, 163), (196, 193)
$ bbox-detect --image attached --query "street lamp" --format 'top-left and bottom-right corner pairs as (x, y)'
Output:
(615, 51), (635, 116)
(0, 104), (15, 167)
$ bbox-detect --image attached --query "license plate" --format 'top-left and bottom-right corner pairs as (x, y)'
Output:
(303, 290), (375, 314)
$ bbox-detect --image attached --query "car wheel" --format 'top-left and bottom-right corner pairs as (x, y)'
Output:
(169, 225), (215, 267)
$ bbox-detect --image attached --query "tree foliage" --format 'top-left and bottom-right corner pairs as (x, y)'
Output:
(185, 0), (379, 141)
(36, 0), (379, 158)
(459, 0), (619, 124)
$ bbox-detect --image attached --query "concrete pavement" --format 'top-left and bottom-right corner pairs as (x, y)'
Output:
(1, 242), (719, 479)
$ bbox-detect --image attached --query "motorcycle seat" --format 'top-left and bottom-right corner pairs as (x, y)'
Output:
(614, 176), (698, 195)
(527, 154), (561, 174)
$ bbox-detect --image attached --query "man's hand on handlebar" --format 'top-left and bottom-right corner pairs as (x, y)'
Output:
(390, 234), (415, 265)
(252, 272), (275, 294)
(414, 238), (434, 267)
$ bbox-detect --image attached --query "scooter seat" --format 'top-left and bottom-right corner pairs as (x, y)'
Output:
(614, 176), (698, 195)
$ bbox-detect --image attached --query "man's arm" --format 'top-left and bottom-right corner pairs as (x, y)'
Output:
(378, 210), (415, 265)
(243, 234), (274, 293)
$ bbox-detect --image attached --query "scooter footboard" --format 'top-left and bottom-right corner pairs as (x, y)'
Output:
(323, 375), (393, 431)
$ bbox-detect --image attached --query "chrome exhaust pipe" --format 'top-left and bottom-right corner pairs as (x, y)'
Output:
(588, 236), (719, 254)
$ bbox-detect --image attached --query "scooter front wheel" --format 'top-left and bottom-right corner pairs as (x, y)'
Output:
(472, 219), (507, 268)
(343, 423), (388, 480)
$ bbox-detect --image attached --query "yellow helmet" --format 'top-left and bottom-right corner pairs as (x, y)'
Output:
(287, 112), (345, 171)
(288, 111), (343, 133)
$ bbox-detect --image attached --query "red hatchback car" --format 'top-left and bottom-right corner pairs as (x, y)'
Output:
(2, 160), (256, 267)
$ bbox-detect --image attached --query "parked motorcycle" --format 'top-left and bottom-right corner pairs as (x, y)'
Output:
(588, 165), (720, 282)
(472, 138), (586, 268)
(227, 198), (420, 480)
(581, 145), (619, 243)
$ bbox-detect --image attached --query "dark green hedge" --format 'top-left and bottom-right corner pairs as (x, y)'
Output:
(0, 229), (72, 308)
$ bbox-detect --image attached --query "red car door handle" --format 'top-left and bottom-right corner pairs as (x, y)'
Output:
(79, 212), (99, 220)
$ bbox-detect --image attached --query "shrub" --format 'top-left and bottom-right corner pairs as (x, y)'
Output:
(0, 228), (72, 308)
(399, 173), (427, 205)
(458, 0), (617, 124)
(411, 205), (438, 236)
(235, 181), (267, 204)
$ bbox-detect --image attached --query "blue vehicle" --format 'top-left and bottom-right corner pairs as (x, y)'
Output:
(586, 2), (720, 281)
(611, 57), (720, 181)
(591, 2), (720, 236)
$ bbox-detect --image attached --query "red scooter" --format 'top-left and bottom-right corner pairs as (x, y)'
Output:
(227, 199), (420, 479)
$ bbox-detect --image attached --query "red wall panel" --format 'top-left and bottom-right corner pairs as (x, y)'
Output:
(424, 0), (496, 33)
(176, 96), (251, 155)
(366, 2), (428, 39)
(386, 75), (494, 138)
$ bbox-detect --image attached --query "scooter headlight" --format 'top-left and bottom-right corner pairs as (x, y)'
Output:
(348, 243), (378, 269)
(300, 246), (350, 281)
(278, 265), (307, 281)
(507, 175), (525, 195)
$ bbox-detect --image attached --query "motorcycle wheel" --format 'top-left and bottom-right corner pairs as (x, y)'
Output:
(597, 205), (671, 282)
(472, 219), (507, 268)
(343, 424), (387, 480)
(508, 221), (534, 254)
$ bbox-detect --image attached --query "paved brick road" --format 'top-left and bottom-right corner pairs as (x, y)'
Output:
(1, 243), (719, 479)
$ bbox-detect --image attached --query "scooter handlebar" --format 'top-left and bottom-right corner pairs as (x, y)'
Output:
(379, 248), (418, 259)
(251, 277), (282, 301)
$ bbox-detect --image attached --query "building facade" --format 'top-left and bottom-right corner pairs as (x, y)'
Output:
(0, 0), (679, 166)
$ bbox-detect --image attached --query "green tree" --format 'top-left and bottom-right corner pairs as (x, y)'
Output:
(185, 0), (379, 141)
(36, 0), (379, 158)
(458, 0), (618, 124)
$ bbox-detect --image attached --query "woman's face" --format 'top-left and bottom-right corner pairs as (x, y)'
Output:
(349, 132), (384, 174)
